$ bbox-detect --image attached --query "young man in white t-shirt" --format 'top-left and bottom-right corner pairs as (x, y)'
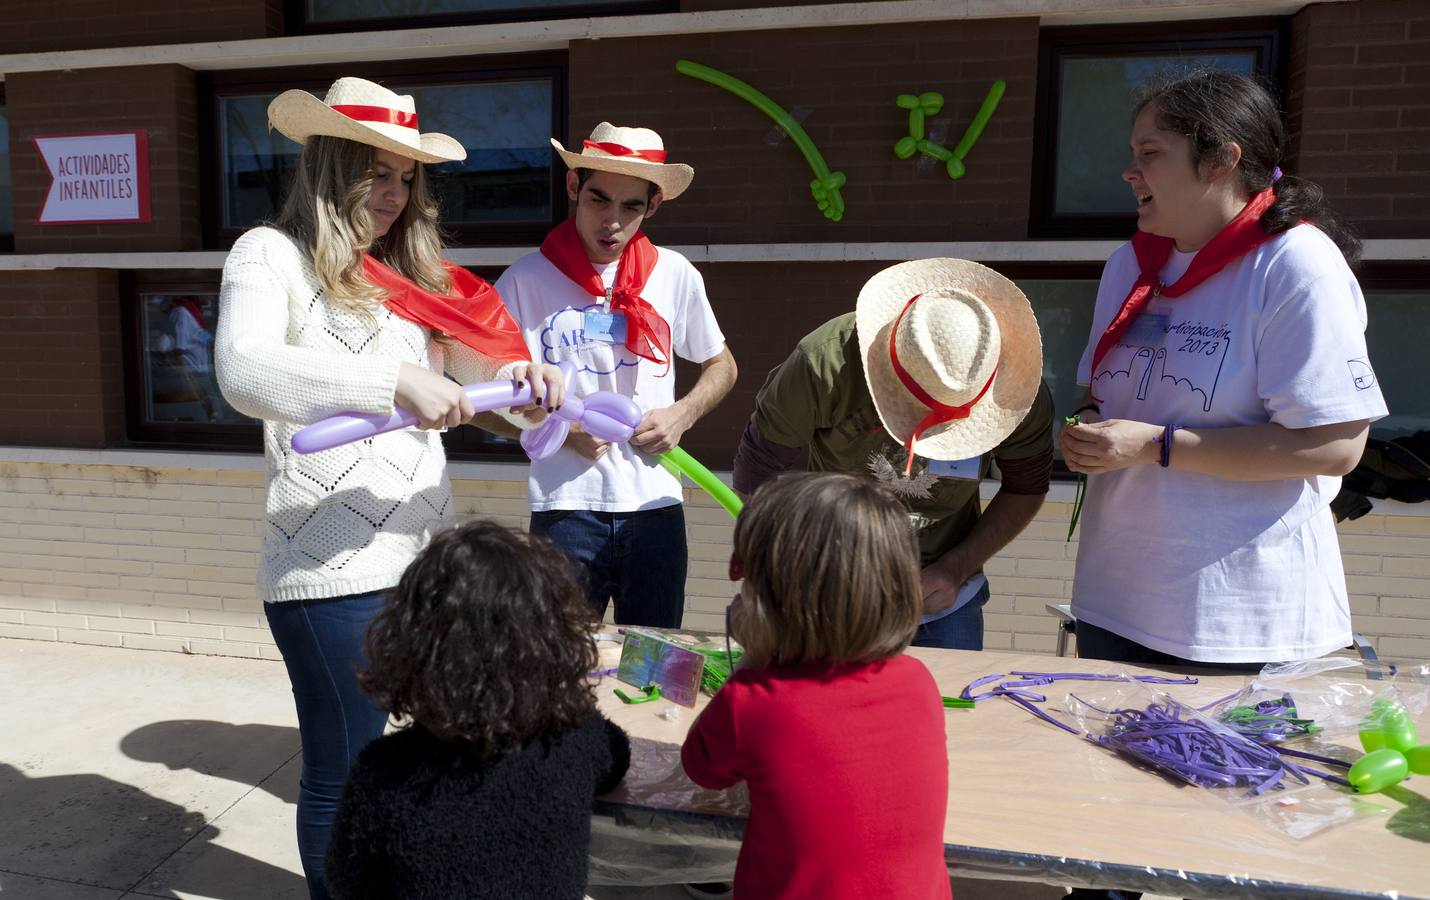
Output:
(481, 123), (736, 628)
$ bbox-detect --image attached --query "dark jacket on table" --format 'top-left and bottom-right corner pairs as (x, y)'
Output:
(325, 712), (631, 900)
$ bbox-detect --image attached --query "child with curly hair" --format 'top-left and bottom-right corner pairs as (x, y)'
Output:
(324, 521), (630, 900)
(681, 472), (952, 900)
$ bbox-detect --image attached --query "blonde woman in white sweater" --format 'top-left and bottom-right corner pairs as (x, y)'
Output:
(215, 78), (564, 900)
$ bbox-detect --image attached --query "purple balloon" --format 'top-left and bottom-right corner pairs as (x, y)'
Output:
(520, 418), (570, 461)
(584, 391), (643, 428)
(291, 379), (531, 454)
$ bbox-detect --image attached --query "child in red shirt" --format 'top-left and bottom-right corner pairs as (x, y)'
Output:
(681, 472), (951, 900)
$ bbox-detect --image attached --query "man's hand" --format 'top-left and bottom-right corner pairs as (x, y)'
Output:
(919, 553), (971, 617)
(564, 423), (609, 461)
(631, 403), (694, 455)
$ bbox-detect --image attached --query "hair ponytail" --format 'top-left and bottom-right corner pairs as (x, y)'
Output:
(1134, 70), (1362, 264)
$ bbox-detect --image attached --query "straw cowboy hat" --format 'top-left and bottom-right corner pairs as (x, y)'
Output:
(551, 122), (694, 201)
(268, 76), (466, 164)
(855, 258), (1043, 462)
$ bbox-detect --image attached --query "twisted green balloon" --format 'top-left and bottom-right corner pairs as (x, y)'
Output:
(659, 446), (743, 518)
(893, 80), (1006, 180)
(676, 59), (846, 222)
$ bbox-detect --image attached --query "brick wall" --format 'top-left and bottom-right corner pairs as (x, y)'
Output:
(1285, 0), (1430, 239)
(0, 271), (124, 448)
(568, 18), (1039, 245)
(6, 65), (201, 254)
(0, 0), (281, 54)
(1, 460), (1426, 660)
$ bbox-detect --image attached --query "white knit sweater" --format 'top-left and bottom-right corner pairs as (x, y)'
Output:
(216, 227), (523, 603)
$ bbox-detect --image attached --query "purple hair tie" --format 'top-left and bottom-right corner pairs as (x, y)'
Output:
(1271, 166), (1283, 183)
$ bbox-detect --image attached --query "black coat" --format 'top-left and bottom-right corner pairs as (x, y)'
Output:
(325, 712), (631, 899)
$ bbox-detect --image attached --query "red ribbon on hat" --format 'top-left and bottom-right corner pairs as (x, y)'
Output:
(888, 294), (998, 476)
(332, 104), (419, 130)
(583, 140), (667, 163)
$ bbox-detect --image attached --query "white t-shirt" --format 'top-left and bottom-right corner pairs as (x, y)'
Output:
(1072, 224), (1388, 662)
(496, 246), (726, 512)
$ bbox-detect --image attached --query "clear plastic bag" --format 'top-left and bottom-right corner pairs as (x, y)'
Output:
(1065, 678), (1374, 840)
(1208, 658), (1430, 741)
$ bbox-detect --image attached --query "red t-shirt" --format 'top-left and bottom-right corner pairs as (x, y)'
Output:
(681, 654), (951, 900)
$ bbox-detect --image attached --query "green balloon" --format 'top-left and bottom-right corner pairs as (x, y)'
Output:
(910, 108), (926, 140)
(896, 93), (919, 110)
(677, 60), (845, 222)
(1348, 748), (1410, 794)
(659, 446), (743, 519)
(1360, 701), (1418, 753)
(894, 136), (918, 159)
(1405, 744), (1430, 775)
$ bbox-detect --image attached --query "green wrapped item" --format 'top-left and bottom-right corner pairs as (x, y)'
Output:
(692, 642), (743, 695)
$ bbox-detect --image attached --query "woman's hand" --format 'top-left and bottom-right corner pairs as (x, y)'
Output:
(395, 362), (475, 430)
(1060, 418), (1161, 474)
(509, 363), (567, 416)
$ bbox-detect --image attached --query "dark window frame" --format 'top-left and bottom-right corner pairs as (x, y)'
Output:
(199, 52), (569, 250)
(284, 0), (673, 35)
(0, 83), (12, 253)
(1030, 18), (1288, 240)
(120, 268), (528, 462)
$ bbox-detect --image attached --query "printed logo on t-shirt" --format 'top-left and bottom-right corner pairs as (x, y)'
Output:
(539, 304), (638, 376)
(1093, 318), (1232, 412)
(1347, 358), (1377, 391)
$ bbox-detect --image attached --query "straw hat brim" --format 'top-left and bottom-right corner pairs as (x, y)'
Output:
(268, 89), (467, 164)
(855, 258), (1043, 461)
(551, 139), (693, 201)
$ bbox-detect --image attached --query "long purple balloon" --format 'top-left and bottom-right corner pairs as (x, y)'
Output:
(291, 380), (532, 454)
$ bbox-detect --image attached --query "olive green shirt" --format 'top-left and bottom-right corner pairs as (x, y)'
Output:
(751, 313), (1054, 567)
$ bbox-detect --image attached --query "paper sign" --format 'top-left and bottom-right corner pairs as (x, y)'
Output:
(34, 130), (151, 225)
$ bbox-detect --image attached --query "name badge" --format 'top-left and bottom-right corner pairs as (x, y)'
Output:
(582, 309), (628, 344)
(926, 455), (982, 480)
(1123, 312), (1169, 346)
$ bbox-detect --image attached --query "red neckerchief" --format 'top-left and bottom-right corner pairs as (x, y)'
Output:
(175, 298), (208, 332)
(1089, 188), (1279, 401)
(362, 255), (530, 363)
(888, 293), (998, 476)
(539, 217), (671, 375)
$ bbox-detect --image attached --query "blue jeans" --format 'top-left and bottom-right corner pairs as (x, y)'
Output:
(266, 592), (390, 900)
(530, 504), (688, 628)
(1075, 620), (1268, 672)
(910, 583), (990, 650)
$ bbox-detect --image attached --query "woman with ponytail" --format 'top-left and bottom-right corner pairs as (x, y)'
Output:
(215, 77), (564, 900)
(1058, 70), (1387, 678)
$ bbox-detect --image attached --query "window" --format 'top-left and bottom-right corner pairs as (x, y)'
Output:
(123, 277), (262, 450)
(1012, 274), (1099, 471)
(0, 87), (12, 252)
(289, 0), (671, 32)
(1031, 21), (1285, 238)
(122, 272), (524, 461)
(203, 55), (566, 248)
(1362, 266), (1430, 441)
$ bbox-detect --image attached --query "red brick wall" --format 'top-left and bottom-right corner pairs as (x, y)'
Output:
(0, 270), (124, 448)
(0, 0), (281, 54)
(1285, 0), (1430, 239)
(7, 65), (201, 254)
(673, 260), (889, 466)
(568, 18), (1039, 245)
